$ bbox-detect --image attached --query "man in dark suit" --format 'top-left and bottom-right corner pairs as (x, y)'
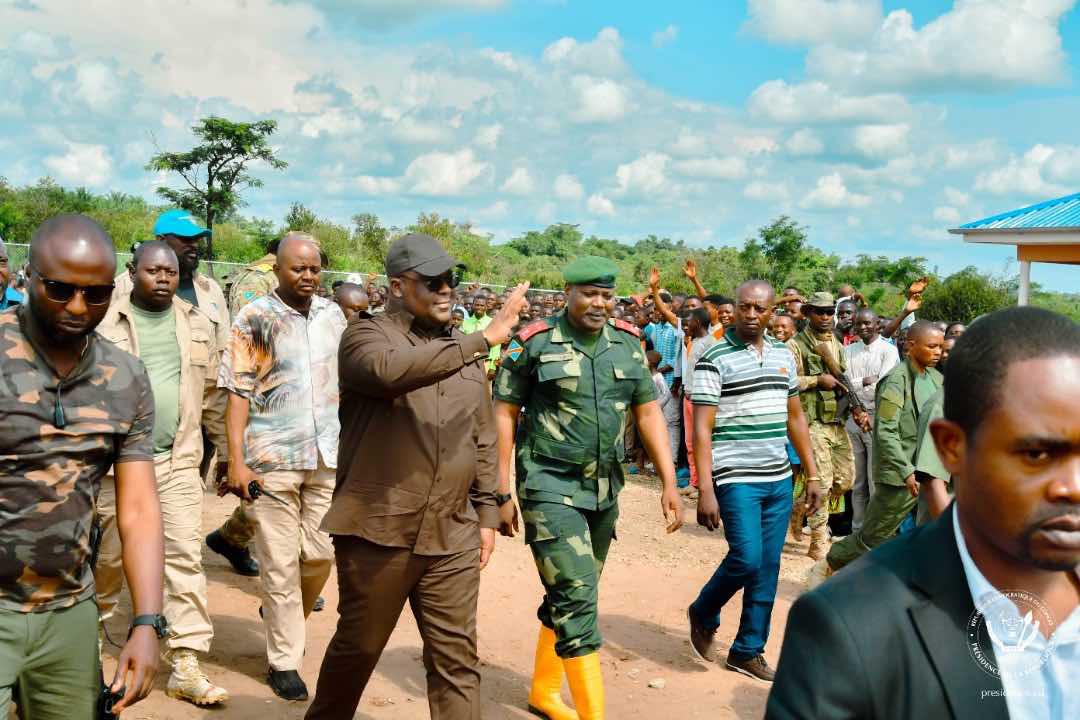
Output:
(768, 306), (1080, 720)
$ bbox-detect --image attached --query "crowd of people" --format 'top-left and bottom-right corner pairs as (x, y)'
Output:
(0, 208), (1076, 720)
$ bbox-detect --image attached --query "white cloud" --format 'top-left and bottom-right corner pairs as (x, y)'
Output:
(748, 79), (909, 124)
(974, 144), (1074, 197)
(73, 61), (120, 111)
(474, 200), (509, 219)
(652, 24), (679, 48)
(852, 123), (909, 159)
(669, 131), (708, 156)
(405, 148), (491, 196)
(474, 123), (502, 149)
(745, 0), (882, 46)
(500, 166), (534, 195)
(587, 192), (615, 216)
(11, 30), (63, 57)
(933, 206), (963, 224)
(786, 128), (824, 156)
(285, 0), (507, 29)
(673, 156), (748, 181)
(615, 152), (671, 196)
(800, 172), (871, 209)
(300, 109), (364, 138)
(735, 135), (780, 155)
(479, 48), (519, 72)
(553, 173), (584, 200)
(542, 27), (627, 76)
(744, 181), (790, 202)
(570, 75), (629, 123)
(939, 139), (1002, 170)
(391, 116), (453, 144)
(355, 175), (402, 194)
(44, 142), (112, 186)
(944, 187), (971, 207)
(807, 1), (1075, 93)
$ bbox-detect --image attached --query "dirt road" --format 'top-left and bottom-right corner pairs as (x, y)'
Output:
(104, 475), (812, 719)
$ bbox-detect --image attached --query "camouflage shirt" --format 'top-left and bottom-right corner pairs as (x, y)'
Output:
(227, 253), (277, 318)
(494, 313), (655, 511)
(0, 306), (154, 612)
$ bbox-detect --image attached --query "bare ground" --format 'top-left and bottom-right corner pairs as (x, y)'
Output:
(104, 475), (813, 719)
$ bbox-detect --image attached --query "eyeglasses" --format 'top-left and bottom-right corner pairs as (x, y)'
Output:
(808, 306), (836, 316)
(405, 270), (462, 293)
(35, 272), (115, 306)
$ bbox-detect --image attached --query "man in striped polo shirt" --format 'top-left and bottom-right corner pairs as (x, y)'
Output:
(686, 280), (822, 682)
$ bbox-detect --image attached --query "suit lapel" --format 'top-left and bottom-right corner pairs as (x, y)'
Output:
(907, 506), (1010, 720)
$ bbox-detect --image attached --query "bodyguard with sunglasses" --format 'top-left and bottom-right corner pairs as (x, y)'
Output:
(0, 215), (165, 718)
(308, 233), (529, 720)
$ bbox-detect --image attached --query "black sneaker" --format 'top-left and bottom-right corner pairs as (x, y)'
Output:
(687, 606), (716, 663)
(206, 530), (260, 577)
(312, 595), (326, 612)
(725, 654), (776, 682)
(267, 669), (308, 701)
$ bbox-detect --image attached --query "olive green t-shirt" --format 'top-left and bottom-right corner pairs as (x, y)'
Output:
(129, 303), (181, 454)
(914, 368), (936, 412)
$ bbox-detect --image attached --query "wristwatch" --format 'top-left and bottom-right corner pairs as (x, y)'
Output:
(129, 614), (170, 639)
(495, 492), (514, 507)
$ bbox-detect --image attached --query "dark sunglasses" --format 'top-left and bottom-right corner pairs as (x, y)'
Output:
(808, 306), (836, 316)
(406, 270), (462, 293)
(36, 274), (115, 306)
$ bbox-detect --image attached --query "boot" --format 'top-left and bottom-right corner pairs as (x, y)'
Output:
(789, 504), (805, 541)
(166, 649), (229, 706)
(564, 653), (605, 720)
(527, 626), (578, 720)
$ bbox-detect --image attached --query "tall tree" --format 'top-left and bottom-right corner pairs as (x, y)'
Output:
(353, 213), (390, 268)
(146, 116), (287, 259)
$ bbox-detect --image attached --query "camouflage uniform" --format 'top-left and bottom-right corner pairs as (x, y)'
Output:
(787, 327), (856, 555)
(219, 252), (277, 548)
(227, 253), (277, 318)
(0, 306), (154, 718)
(494, 313), (654, 658)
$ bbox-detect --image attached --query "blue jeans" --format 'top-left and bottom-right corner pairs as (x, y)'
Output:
(689, 476), (793, 660)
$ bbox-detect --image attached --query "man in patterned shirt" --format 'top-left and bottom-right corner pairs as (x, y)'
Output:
(218, 233), (345, 701)
(0, 215), (164, 717)
(687, 280), (821, 682)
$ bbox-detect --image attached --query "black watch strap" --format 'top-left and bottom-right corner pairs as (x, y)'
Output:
(130, 614), (169, 639)
(495, 492), (514, 507)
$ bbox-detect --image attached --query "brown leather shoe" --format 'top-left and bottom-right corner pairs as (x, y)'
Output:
(687, 606), (716, 663)
(725, 654), (776, 682)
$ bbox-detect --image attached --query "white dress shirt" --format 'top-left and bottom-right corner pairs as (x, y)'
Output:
(844, 335), (900, 416)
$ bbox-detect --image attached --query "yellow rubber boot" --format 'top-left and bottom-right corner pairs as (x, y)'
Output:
(527, 626), (578, 720)
(563, 653), (605, 720)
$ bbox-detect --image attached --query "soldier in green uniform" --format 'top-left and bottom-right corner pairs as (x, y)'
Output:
(493, 256), (683, 720)
(227, 240), (280, 317)
(809, 320), (944, 587)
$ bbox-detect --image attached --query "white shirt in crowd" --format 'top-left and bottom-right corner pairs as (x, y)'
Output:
(652, 371), (682, 425)
(844, 335), (900, 417)
(681, 334), (716, 396)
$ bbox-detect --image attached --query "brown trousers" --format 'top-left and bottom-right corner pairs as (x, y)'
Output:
(305, 536), (481, 720)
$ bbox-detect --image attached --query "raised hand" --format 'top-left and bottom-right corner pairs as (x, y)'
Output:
(483, 281), (530, 346)
(683, 259), (697, 280)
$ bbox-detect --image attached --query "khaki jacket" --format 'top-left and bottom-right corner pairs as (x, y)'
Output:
(97, 293), (227, 472)
(113, 269), (230, 350)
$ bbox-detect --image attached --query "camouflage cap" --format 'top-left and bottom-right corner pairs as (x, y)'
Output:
(804, 291), (835, 309)
(562, 255), (618, 288)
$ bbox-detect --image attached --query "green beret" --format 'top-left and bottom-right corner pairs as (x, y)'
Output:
(562, 255), (619, 288)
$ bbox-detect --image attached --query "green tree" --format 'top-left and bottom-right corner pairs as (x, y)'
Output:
(353, 213), (390, 269)
(919, 267), (1011, 323)
(284, 202), (318, 233)
(146, 116), (287, 259)
(507, 223), (583, 259)
(741, 215), (809, 289)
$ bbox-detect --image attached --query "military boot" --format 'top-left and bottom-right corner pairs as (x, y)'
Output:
(564, 653), (605, 720)
(788, 503), (806, 541)
(166, 649), (229, 706)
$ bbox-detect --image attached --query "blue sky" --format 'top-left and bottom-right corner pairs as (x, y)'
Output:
(2, 0), (1079, 290)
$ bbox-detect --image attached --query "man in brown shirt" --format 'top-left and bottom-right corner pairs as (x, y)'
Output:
(306, 233), (528, 720)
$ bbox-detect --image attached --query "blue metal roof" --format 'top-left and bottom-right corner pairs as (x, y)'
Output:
(957, 191), (1080, 231)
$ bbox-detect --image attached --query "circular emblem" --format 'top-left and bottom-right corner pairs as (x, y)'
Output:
(966, 588), (1057, 679)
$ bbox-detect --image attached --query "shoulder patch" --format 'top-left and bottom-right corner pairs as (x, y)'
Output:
(611, 318), (641, 337)
(517, 319), (554, 343)
(504, 338), (524, 362)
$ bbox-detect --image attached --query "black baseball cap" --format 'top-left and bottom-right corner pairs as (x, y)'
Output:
(384, 232), (465, 277)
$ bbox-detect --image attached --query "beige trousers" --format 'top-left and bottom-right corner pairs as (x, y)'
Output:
(248, 459), (335, 671)
(95, 453), (212, 652)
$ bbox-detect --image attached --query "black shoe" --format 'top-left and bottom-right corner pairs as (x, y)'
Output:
(206, 529), (260, 576)
(725, 653), (775, 682)
(267, 669), (308, 701)
(312, 596), (325, 612)
(687, 606), (716, 663)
